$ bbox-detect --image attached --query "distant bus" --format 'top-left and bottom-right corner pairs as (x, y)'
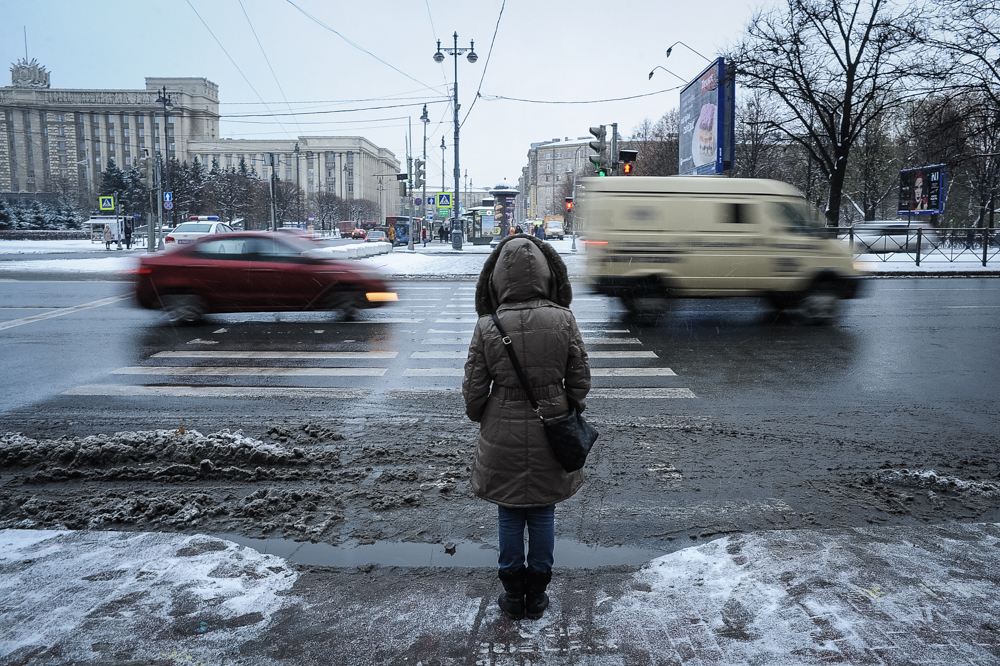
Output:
(385, 215), (421, 246)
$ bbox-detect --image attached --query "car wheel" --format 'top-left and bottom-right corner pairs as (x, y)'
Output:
(161, 294), (206, 325)
(799, 287), (841, 325)
(324, 290), (365, 321)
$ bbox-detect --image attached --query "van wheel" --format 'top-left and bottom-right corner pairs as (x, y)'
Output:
(622, 296), (667, 327)
(799, 288), (841, 325)
(161, 294), (206, 325)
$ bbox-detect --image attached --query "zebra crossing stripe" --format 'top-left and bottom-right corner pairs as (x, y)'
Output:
(411, 351), (465, 359)
(588, 351), (658, 358)
(590, 368), (676, 377)
(589, 388), (696, 398)
(402, 368), (464, 377)
(112, 366), (387, 377)
(152, 351), (398, 359)
(62, 385), (372, 398)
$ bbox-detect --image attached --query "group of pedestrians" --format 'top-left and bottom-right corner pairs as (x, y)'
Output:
(101, 223), (133, 250)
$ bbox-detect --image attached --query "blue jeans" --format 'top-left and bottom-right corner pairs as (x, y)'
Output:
(497, 505), (555, 575)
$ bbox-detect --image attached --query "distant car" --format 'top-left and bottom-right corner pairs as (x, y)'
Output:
(365, 231), (387, 243)
(849, 222), (940, 253)
(134, 232), (397, 324)
(164, 221), (234, 246)
(350, 228), (367, 240)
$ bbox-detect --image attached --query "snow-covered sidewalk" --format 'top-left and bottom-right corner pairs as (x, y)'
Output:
(3, 522), (999, 663)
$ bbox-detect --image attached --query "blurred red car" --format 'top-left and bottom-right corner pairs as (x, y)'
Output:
(134, 232), (397, 323)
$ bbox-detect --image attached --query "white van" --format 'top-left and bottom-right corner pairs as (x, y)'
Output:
(581, 176), (862, 324)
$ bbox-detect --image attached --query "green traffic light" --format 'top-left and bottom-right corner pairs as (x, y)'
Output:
(598, 170), (606, 177)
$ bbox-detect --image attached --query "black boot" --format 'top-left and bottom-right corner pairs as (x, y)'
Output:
(525, 568), (551, 620)
(497, 566), (526, 620)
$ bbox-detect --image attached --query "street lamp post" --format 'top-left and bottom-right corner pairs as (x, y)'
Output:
(420, 104), (429, 245)
(294, 142), (301, 226)
(433, 33), (477, 249)
(154, 86), (172, 251)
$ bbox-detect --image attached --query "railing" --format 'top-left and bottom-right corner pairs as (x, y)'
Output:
(836, 226), (1000, 267)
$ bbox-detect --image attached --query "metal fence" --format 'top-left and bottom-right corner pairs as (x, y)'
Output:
(837, 226), (1000, 267)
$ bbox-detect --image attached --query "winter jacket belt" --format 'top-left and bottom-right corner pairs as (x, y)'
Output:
(491, 383), (564, 402)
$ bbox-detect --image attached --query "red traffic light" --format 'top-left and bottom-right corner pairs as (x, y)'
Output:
(619, 149), (638, 175)
(623, 162), (634, 175)
(565, 197), (574, 211)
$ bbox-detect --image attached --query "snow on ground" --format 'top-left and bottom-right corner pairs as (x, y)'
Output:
(0, 529), (299, 663)
(0, 256), (139, 273)
(0, 239), (112, 254)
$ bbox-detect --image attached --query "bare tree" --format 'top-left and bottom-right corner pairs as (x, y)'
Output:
(623, 110), (679, 176)
(730, 0), (925, 224)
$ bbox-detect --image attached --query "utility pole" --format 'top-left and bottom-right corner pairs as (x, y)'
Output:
(611, 122), (619, 175)
(420, 104), (429, 244)
(268, 153), (277, 231)
(294, 142), (301, 225)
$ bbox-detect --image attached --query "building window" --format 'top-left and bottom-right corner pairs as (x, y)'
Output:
(58, 126), (65, 136)
(109, 143), (115, 152)
(169, 142), (175, 151)
(93, 114), (99, 123)
(167, 115), (174, 124)
(108, 114), (114, 123)
(109, 128), (115, 138)
(545, 164), (551, 173)
(125, 156), (131, 165)
(122, 114), (129, 124)
(226, 155), (233, 166)
(326, 153), (335, 163)
(41, 112), (48, 122)
(285, 169), (292, 180)
(154, 142), (160, 150)
(250, 155), (256, 166)
(327, 169), (335, 178)
(556, 151), (561, 159)
(346, 153), (354, 164)
(123, 128), (129, 138)
(138, 128), (144, 138)
(60, 155), (66, 164)
(154, 128), (159, 137)
(308, 184), (314, 193)
(167, 128), (174, 137)
(42, 127), (48, 136)
(137, 115), (143, 124)
(348, 183), (354, 193)
(95, 156), (101, 165)
(56, 114), (63, 122)
(94, 128), (100, 137)
(124, 143), (130, 152)
(307, 169), (314, 178)
(58, 141), (66, 150)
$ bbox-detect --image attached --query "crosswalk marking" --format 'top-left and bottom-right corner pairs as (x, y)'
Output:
(590, 368), (676, 377)
(113, 366), (387, 377)
(422, 338), (468, 344)
(153, 351), (398, 359)
(411, 351), (466, 359)
(402, 368), (464, 377)
(583, 337), (641, 344)
(588, 351), (658, 358)
(62, 385), (372, 398)
(589, 388), (696, 398)
(0, 295), (130, 331)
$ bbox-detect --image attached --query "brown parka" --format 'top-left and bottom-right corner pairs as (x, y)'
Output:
(463, 236), (591, 508)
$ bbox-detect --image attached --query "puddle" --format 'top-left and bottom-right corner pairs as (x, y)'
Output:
(215, 533), (665, 568)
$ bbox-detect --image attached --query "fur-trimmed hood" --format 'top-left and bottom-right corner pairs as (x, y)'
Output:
(475, 234), (572, 316)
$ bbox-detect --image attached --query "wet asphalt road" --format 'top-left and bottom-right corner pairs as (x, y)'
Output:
(2, 276), (1000, 550)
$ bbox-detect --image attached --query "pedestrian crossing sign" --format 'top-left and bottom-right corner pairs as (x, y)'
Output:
(99, 196), (115, 211)
(436, 193), (452, 208)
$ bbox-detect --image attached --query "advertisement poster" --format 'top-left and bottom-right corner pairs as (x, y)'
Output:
(678, 58), (734, 175)
(898, 165), (946, 215)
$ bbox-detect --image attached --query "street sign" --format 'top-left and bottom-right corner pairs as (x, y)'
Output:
(163, 191), (173, 202)
(436, 193), (452, 208)
(164, 201), (174, 211)
(99, 196), (115, 211)
(415, 198), (422, 206)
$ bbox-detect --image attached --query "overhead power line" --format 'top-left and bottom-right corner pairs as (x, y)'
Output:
(238, 0), (301, 134)
(219, 100), (449, 119)
(183, 0), (293, 138)
(481, 86), (684, 104)
(461, 0), (505, 128)
(284, 0), (439, 94)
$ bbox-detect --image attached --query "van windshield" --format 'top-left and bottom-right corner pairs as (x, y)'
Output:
(772, 202), (825, 237)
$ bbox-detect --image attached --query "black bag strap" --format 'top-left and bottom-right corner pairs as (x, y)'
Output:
(490, 313), (543, 420)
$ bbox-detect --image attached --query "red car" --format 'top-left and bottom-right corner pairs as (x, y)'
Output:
(134, 232), (397, 323)
(350, 228), (367, 240)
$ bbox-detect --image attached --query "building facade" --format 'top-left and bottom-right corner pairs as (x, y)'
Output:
(0, 59), (399, 215)
(516, 136), (592, 222)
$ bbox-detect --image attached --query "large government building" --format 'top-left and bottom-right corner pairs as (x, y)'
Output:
(0, 58), (400, 212)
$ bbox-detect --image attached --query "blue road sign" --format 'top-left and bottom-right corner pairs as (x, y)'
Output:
(437, 193), (452, 208)
(99, 196), (115, 211)
(163, 192), (173, 202)
(415, 198), (422, 205)
(164, 201), (174, 211)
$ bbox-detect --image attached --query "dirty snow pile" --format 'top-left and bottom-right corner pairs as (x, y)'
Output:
(0, 426), (343, 483)
(0, 530), (299, 663)
(872, 468), (1000, 498)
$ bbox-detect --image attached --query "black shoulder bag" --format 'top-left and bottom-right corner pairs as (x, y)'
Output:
(491, 313), (598, 473)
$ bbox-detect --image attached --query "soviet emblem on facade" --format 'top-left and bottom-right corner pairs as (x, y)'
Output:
(10, 58), (50, 88)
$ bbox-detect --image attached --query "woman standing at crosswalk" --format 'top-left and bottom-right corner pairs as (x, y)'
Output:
(463, 234), (591, 620)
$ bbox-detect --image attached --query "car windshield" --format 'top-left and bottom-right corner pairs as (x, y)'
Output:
(173, 223), (213, 233)
(771, 202), (825, 237)
(369, 232), (385, 238)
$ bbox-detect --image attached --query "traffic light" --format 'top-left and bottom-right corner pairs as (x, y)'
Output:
(415, 159), (426, 188)
(399, 181), (407, 197)
(619, 149), (638, 175)
(589, 125), (610, 176)
(565, 197), (574, 212)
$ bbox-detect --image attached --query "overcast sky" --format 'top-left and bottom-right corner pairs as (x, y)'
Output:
(3, 0), (759, 192)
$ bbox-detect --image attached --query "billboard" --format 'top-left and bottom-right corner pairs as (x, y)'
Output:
(678, 57), (735, 175)
(898, 165), (946, 215)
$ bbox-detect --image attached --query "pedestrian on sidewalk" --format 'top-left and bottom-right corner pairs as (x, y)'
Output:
(103, 224), (112, 250)
(387, 224), (396, 246)
(124, 222), (133, 250)
(463, 235), (590, 621)
(421, 226), (427, 247)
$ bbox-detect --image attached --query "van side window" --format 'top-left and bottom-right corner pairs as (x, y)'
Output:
(722, 203), (751, 224)
(773, 202), (822, 237)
